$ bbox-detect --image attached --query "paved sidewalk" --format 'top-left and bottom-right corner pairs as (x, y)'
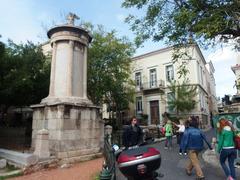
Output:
(10, 157), (103, 180)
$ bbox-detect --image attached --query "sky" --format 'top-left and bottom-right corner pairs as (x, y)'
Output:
(0, 0), (239, 98)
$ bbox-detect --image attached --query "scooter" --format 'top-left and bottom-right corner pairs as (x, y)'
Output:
(113, 138), (161, 180)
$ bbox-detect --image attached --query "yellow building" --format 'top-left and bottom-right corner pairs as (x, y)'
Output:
(128, 44), (218, 128)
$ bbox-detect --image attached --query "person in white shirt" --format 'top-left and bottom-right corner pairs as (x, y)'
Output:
(174, 119), (186, 155)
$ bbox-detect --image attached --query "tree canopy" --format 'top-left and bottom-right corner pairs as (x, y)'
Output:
(0, 40), (50, 108)
(87, 25), (135, 116)
(122, 0), (240, 50)
(167, 79), (197, 115)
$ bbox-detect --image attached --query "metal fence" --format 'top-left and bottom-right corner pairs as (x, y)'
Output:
(100, 129), (124, 180)
(0, 126), (31, 152)
(100, 135), (116, 180)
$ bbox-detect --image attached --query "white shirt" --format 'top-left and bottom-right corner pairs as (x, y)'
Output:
(177, 124), (185, 132)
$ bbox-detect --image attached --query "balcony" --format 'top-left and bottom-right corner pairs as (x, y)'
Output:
(135, 80), (165, 94)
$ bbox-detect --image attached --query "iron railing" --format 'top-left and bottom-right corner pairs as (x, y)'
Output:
(0, 126), (31, 152)
(100, 135), (116, 180)
(100, 130), (124, 180)
(135, 80), (165, 92)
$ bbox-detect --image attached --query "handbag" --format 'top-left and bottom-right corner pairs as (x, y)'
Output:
(234, 133), (240, 150)
(160, 127), (166, 136)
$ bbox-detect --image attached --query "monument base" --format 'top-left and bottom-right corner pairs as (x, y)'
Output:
(31, 102), (104, 161)
(41, 96), (93, 105)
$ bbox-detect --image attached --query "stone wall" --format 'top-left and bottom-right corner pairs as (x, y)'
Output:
(31, 103), (104, 160)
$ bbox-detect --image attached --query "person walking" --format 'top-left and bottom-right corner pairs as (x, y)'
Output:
(181, 116), (212, 180)
(174, 119), (186, 155)
(217, 118), (237, 180)
(164, 120), (173, 149)
(122, 116), (143, 148)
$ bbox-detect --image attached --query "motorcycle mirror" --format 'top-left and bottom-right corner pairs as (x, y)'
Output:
(112, 144), (119, 152)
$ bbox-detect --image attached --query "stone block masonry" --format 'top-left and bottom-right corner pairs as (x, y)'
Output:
(31, 103), (104, 161)
(0, 149), (38, 167)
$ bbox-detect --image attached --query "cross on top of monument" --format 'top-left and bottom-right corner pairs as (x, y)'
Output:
(67, 13), (79, 25)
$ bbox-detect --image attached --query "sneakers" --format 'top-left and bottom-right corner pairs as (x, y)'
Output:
(164, 146), (168, 149)
(179, 152), (183, 155)
(196, 177), (205, 180)
(153, 172), (164, 178)
(185, 169), (192, 176)
(227, 176), (234, 180)
(184, 152), (187, 155)
(158, 173), (164, 178)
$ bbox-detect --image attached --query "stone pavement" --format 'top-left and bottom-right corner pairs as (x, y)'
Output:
(10, 157), (103, 180)
(117, 129), (240, 180)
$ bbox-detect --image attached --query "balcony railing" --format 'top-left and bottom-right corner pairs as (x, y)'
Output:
(135, 80), (165, 91)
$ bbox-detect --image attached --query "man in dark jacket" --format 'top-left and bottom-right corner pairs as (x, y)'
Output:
(122, 116), (143, 148)
(181, 117), (212, 180)
(122, 117), (164, 178)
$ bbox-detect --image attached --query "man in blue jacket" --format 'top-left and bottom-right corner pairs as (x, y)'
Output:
(181, 117), (212, 180)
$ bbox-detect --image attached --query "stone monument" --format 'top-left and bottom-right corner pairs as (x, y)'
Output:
(31, 13), (104, 163)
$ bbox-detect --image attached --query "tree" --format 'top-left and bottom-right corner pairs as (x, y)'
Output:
(167, 79), (197, 116)
(87, 25), (135, 125)
(122, 0), (240, 50)
(0, 40), (50, 108)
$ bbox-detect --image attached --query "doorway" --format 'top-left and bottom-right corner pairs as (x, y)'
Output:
(150, 100), (159, 125)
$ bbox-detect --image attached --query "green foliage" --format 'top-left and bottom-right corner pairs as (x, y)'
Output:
(172, 44), (194, 79)
(0, 40), (50, 107)
(122, 0), (240, 50)
(87, 25), (136, 115)
(167, 79), (197, 115)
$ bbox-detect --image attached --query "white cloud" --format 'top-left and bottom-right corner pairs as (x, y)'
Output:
(208, 47), (238, 63)
(207, 47), (239, 98)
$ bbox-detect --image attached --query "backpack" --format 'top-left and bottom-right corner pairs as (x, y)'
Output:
(234, 135), (240, 150)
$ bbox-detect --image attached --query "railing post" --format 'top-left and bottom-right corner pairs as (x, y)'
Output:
(105, 125), (112, 144)
(100, 125), (114, 180)
(99, 168), (112, 180)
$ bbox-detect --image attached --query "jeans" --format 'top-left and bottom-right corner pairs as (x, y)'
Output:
(220, 148), (237, 179)
(186, 150), (204, 178)
(165, 136), (172, 148)
(177, 132), (185, 153)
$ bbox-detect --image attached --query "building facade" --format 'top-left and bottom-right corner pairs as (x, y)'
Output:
(128, 44), (218, 127)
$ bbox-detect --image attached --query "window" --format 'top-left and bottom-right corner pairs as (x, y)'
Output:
(135, 72), (142, 87)
(199, 92), (204, 110)
(167, 92), (175, 112)
(166, 65), (174, 82)
(199, 66), (203, 85)
(136, 97), (143, 113)
(150, 69), (157, 88)
(202, 70), (205, 87)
